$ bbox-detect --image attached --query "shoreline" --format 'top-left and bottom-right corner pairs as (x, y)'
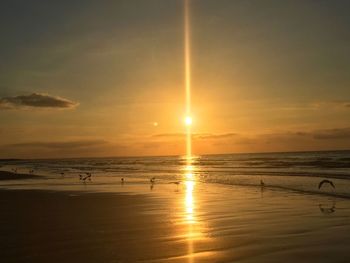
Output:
(0, 169), (349, 201)
(0, 171), (42, 180)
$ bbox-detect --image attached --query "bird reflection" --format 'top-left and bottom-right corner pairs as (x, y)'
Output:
(260, 184), (265, 199)
(319, 200), (336, 215)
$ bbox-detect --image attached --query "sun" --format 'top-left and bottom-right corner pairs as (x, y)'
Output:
(185, 116), (192, 126)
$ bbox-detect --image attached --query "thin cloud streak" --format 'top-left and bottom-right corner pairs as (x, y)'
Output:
(196, 133), (237, 140)
(6, 140), (107, 149)
(151, 133), (238, 140)
(313, 128), (350, 140)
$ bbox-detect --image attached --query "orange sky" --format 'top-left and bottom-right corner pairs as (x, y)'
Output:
(0, 0), (350, 158)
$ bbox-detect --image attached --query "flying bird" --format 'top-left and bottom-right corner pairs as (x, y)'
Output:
(150, 177), (156, 183)
(81, 173), (92, 182)
(318, 179), (335, 189)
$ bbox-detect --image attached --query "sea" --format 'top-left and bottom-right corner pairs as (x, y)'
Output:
(1, 150), (350, 198)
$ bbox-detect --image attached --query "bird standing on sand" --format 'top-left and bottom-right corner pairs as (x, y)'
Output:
(318, 179), (335, 190)
(172, 181), (182, 192)
(121, 178), (125, 183)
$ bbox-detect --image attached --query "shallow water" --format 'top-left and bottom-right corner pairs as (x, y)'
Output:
(1, 151), (350, 198)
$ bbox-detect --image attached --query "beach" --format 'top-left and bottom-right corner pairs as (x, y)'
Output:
(1, 168), (350, 263)
(1, 0), (350, 261)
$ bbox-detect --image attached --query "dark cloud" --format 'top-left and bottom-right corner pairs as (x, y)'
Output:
(7, 140), (107, 149)
(0, 93), (79, 109)
(312, 128), (350, 140)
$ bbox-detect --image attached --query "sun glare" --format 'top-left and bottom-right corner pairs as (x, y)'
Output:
(185, 116), (192, 126)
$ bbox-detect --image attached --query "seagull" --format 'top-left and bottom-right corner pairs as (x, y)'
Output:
(82, 175), (91, 182)
(121, 178), (125, 183)
(318, 179), (335, 189)
(150, 177), (156, 184)
(60, 172), (65, 177)
(170, 181), (181, 191)
(81, 173), (92, 183)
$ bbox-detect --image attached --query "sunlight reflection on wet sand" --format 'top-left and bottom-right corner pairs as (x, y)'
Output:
(184, 162), (197, 263)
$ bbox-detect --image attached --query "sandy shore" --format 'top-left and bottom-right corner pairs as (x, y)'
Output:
(0, 179), (350, 262)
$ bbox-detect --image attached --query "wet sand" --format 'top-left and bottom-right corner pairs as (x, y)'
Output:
(0, 180), (350, 262)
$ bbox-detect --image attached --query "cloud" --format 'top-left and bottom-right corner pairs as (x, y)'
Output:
(151, 132), (238, 140)
(152, 128), (350, 144)
(0, 93), (79, 109)
(7, 140), (107, 149)
(312, 128), (350, 140)
(195, 133), (237, 140)
(152, 133), (184, 138)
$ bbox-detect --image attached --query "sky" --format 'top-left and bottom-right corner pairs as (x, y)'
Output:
(0, 0), (350, 158)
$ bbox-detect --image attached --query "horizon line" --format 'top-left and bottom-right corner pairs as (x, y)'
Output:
(1, 148), (349, 161)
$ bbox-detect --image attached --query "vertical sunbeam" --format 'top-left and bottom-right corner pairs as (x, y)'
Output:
(184, 0), (192, 160)
(184, 2), (194, 262)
